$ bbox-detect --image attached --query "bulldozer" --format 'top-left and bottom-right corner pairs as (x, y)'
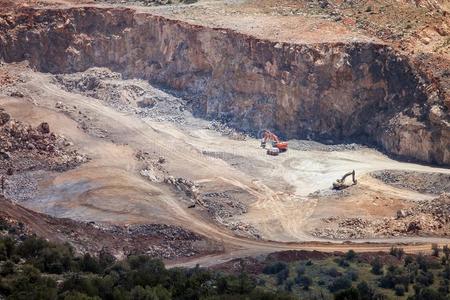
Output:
(260, 130), (288, 156)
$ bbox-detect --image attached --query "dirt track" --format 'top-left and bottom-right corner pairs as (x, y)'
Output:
(1, 62), (450, 266)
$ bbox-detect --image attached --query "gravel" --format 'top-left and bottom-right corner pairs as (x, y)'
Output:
(371, 169), (450, 194)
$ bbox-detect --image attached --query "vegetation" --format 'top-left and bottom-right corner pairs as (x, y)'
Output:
(3, 219), (450, 299)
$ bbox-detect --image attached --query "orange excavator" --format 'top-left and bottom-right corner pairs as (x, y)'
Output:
(260, 129), (288, 155)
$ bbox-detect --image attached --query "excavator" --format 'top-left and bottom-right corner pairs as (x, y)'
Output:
(260, 129), (288, 156)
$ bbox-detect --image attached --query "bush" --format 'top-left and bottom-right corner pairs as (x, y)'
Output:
(357, 281), (375, 299)
(0, 237), (16, 260)
(444, 245), (450, 260)
(338, 259), (350, 268)
(334, 287), (359, 300)
(80, 253), (102, 274)
(4, 264), (58, 299)
(276, 268), (289, 285)
(416, 253), (428, 271)
(326, 267), (341, 278)
(416, 271), (434, 286)
(60, 291), (100, 300)
(411, 287), (446, 300)
(296, 265), (305, 276)
(263, 262), (288, 275)
(371, 257), (383, 275)
(284, 279), (294, 292)
(345, 250), (357, 261)
(130, 285), (171, 300)
(346, 270), (358, 281)
(0, 260), (15, 276)
(16, 236), (48, 258)
(390, 247), (405, 259)
(405, 255), (414, 266)
(328, 277), (352, 293)
(432, 244), (440, 257)
(395, 284), (405, 296)
(296, 275), (313, 290)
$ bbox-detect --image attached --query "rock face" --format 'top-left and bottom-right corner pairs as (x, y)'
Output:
(0, 7), (448, 165)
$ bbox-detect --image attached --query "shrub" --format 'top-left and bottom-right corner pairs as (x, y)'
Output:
(395, 284), (405, 296)
(416, 253), (428, 271)
(0, 260), (15, 276)
(263, 262), (287, 275)
(345, 250), (357, 261)
(296, 275), (313, 290)
(284, 279), (294, 292)
(346, 269), (358, 281)
(357, 281), (375, 299)
(416, 271), (434, 286)
(404, 255), (414, 266)
(328, 277), (352, 293)
(130, 285), (171, 300)
(444, 245), (450, 260)
(338, 259), (350, 268)
(326, 267), (341, 278)
(334, 287), (359, 300)
(432, 243), (440, 257)
(390, 246), (405, 259)
(16, 236), (48, 258)
(296, 265), (305, 276)
(276, 268), (289, 285)
(371, 257), (383, 275)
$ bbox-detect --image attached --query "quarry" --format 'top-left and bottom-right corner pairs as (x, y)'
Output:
(0, 0), (449, 269)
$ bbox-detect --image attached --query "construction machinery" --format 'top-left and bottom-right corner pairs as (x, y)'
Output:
(260, 130), (288, 156)
(332, 170), (357, 190)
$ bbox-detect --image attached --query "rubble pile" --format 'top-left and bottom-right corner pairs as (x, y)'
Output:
(207, 121), (247, 141)
(202, 192), (247, 219)
(137, 150), (169, 183)
(228, 221), (261, 239)
(371, 170), (450, 194)
(89, 222), (206, 259)
(55, 68), (188, 124)
(0, 108), (88, 174)
(164, 176), (200, 201)
(200, 191), (261, 239)
(94, 0), (197, 6)
(313, 193), (450, 239)
(126, 223), (201, 241)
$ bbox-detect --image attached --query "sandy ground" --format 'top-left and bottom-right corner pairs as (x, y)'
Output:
(1, 62), (450, 267)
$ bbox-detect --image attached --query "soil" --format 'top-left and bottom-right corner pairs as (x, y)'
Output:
(0, 0), (449, 268)
(0, 196), (221, 260)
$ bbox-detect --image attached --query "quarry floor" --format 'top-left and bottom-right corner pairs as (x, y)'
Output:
(1, 62), (450, 266)
(0, 0), (449, 266)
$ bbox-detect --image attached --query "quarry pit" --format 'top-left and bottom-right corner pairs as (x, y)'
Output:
(0, 0), (449, 266)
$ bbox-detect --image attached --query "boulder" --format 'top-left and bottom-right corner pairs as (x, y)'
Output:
(37, 122), (50, 134)
(0, 111), (10, 126)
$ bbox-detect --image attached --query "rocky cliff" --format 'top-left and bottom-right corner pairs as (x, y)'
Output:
(0, 7), (448, 165)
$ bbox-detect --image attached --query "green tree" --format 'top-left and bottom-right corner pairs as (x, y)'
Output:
(371, 257), (383, 275)
(329, 277), (352, 293)
(334, 287), (360, 300)
(296, 275), (313, 290)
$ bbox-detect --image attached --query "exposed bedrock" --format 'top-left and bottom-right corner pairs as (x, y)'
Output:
(0, 7), (448, 164)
